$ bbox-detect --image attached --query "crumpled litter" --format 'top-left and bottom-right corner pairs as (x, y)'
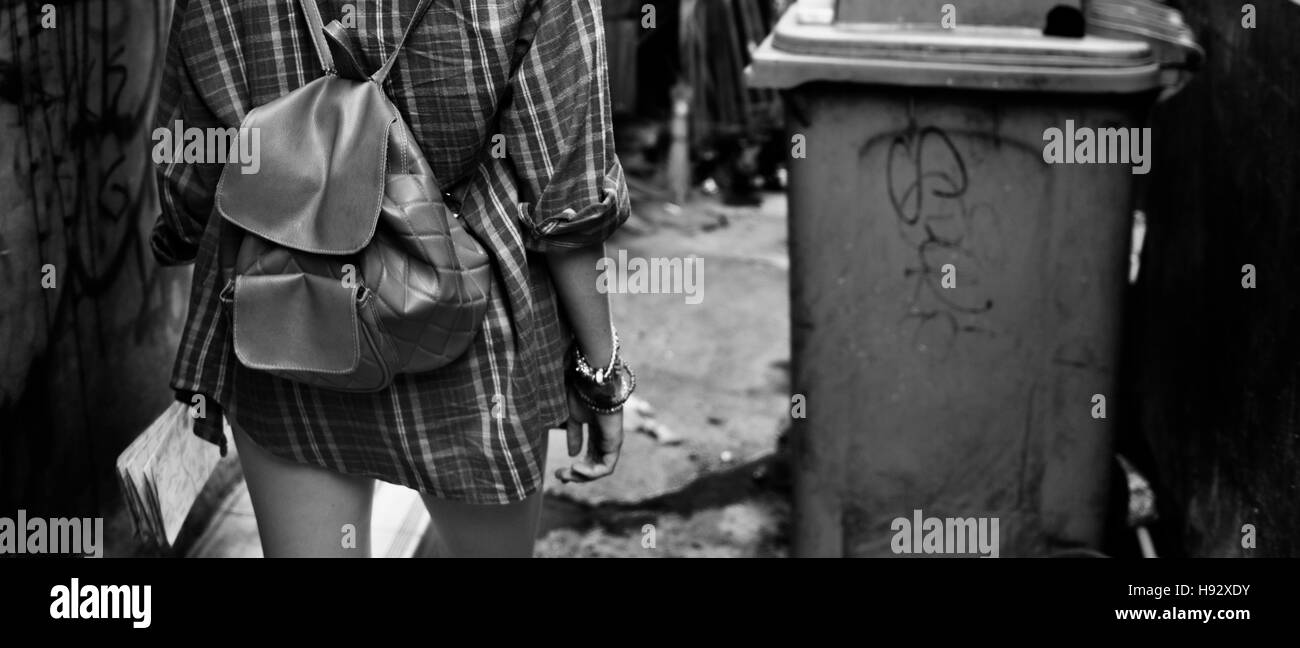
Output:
(626, 395), (683, 446)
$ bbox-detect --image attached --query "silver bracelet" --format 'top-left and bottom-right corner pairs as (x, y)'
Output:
(573, 326), (620, 384)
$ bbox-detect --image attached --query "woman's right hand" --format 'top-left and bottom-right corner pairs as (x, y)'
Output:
(555, 387), (624, 483)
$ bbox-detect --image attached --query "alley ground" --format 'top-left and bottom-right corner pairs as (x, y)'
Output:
(536, 190), (792, 557)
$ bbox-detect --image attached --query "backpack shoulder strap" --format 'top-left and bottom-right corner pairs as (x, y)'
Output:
(294, 0), (526, 209)
(297, 0), (336, 74)
(370, 0), (438, 84)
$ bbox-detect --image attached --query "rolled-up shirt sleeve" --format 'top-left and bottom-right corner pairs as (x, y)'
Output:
(150, 0), (225, 266)
(502, 0), (630, 253)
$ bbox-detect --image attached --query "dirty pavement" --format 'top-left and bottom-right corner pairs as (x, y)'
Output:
(535, 191), (793, 558)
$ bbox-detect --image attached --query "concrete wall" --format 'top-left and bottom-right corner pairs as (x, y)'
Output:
(1126, 0), (1300, 557)
(0, 2), (187, 518)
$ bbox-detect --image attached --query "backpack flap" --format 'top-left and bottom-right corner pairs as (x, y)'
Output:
(232, 273), (362, 374)
(214, 77), (395, 254)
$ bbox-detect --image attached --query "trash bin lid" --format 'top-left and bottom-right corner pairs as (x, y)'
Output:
(748, 1), (1165, 94)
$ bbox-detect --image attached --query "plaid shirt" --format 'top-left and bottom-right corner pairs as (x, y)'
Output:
(151, 0), (628, 503)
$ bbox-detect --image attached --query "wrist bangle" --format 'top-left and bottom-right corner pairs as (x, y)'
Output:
(573, 326), (620, 384)
(567, 334), (635, 414)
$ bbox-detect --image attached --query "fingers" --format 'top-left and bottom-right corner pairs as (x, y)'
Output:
(589, 411), (623, 473)
(554, 457), (616, 483)
(566, 419), (584, 458)
(554, 411), (624, 484)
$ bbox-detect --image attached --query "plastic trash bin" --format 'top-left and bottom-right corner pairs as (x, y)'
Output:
(748, 0), (1200, 557)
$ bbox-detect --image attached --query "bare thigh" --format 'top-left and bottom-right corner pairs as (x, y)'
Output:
(420, 434), (549, 558)
(421, 490), (545, 558)
(232, 422), (375, 558)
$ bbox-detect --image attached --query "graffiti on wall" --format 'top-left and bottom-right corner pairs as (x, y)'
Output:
(0, 1), (183, 410)
(0, 1), (184, 514)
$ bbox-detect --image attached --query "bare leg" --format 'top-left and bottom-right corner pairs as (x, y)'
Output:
(420, 488), (545, 557)
(420, 430), (548, 558)
(232, 422), (375, 558)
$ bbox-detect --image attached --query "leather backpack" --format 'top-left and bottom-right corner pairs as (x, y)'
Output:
(214, 0), (493, 392)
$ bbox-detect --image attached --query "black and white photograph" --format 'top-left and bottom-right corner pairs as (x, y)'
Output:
(0, 0), (1297, 631)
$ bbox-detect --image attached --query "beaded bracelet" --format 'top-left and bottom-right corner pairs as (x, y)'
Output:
(572, 327), (620, 384)
(568, 327), (635, 413)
